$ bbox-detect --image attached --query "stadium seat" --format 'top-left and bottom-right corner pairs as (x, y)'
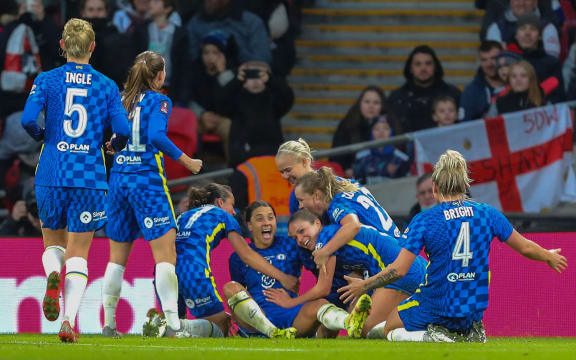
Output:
(164, 107), (198, 190)
(311, 160), (344, 177)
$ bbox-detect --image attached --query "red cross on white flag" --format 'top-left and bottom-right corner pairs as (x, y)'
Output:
(414, 104), (575, 212)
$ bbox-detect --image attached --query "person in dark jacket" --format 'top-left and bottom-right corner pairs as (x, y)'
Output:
(216, 63), (294, 167)
(507, 12), (565, 103)
(330, 85), (386, 178)
(460, 41), (504, 121)
(387, 45), (461, 135)
(133, 0), (190, 105)
(353, 115), (410, 185)
(79, 0), (135, 88)
(487, 60), (546, 116)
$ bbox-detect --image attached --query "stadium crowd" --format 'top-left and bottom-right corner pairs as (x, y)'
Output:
(0, 0), (570, 343)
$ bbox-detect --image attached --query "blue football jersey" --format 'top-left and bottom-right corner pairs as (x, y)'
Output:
(229, 236), (302, 307)
(26, 62), (126, 189)
(176, 205), (242, 279)
(402, 200), (514, 316)
(328, 190), (401, 239)
(111, 91), (174, 191)
(297, 245), (350, 299)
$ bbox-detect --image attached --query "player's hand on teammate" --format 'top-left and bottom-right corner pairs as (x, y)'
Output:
(546, 248), (567, 273)
(279, 274), (299, 293)
(263, 288), (295, 308)
(312, 248), (330, 269)
(337, 275), (366, 304)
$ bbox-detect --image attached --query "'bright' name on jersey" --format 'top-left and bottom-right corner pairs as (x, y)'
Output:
(443, 206), (475, 221)
(65, 72), (92, 85)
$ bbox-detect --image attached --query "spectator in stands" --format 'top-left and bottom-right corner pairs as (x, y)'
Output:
(330, 85), (386, 178)
(0, 111), (42, 188)
(487, 60), (546, 116)
(486, 0), (560, 58)
(0, 1), (43, 118)
(496, 50), (523, 84)
(509, 13), (565, 102)
(387, 45), (461, 134)
(353, 115), (410, 185)
(0, 186), (41, 236)
(432, 95), (459, 127)
(242, 0), (296, 76)
(133, 0), (190, 105)
(186, 0), (271, 65)
(407, 172), (435, 223)
(190, 31), (235, 161)
(114, 0), (182, 34)
(0, 0), (19, 33)
(460, 41), (504, 121)
(216, 62), (293, 167)
(79, 0), (135, 87)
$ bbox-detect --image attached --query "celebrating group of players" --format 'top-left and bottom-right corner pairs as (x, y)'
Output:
(22, 18), (567, 344)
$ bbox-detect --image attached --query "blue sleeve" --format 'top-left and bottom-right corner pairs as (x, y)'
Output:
(328, 196), (355, 224)
(21, 75), (47, 141)
(107, 81), (130, 151)
(289, 190), (299, 214)
(21, 100), (45, 141)
(224, 212), (242, 235)
(488, 206), (514, 242)
(148, 97), (183, 160)
(229, 254), (244, 285)
(401, 214), (426, 256)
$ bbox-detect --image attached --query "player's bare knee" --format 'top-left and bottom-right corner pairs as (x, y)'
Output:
(222, 281), (246, 299)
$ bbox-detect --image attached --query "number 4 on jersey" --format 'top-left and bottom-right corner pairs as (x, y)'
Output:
(452, 222), (473, 267)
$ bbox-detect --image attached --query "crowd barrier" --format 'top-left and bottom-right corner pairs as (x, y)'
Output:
(1, 233), (574, 336)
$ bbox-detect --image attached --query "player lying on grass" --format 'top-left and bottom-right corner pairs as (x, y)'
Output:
(142, 184), (299, 337)
(224, 201), (371, 338)
(276, 209), (426, 338)
(293, 167), (401, 268)
(338, 150), (567, 342)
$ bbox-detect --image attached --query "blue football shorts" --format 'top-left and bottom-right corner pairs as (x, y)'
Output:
(36, 185), (107, 232)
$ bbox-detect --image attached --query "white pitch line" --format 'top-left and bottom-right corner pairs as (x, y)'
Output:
(0, 341), (309, 352)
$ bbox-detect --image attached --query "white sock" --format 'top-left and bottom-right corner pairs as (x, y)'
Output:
(180, 319), (224, 338)
(317, 304), (348, 330)
(64, 257), (88, 328)
(155, 262), (180, 331)
(102, 262), (125, 329)
(367, 321), (387, 339)
(387, 328), (427, 342)
(227, 291), (277, 337)
(42, 246), (65, 277)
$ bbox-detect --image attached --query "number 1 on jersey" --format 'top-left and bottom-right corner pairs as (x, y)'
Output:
(128, 106), (146, 152)
(452, 222), (473, 267)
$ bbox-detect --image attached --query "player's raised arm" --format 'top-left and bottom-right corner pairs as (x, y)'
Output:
(505, 230), (567, 273)
(228, 231), (299, 293)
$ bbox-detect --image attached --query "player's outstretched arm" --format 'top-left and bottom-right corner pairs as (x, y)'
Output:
(228, 231), (299, 292)
(505, 230), (568, 274)
(337, 249), (416, 304)
(21, 100), (45, 141)
(313, 214), (361, 267)
(265, 256), (335, 308)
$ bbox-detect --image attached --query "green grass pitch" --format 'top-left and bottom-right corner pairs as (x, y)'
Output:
(1, 335), (576, 360)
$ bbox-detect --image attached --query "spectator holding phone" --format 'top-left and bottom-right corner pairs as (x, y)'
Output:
(215, 62), (294, 166)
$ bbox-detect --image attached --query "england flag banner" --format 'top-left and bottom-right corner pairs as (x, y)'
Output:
(414, 104), (575, 212)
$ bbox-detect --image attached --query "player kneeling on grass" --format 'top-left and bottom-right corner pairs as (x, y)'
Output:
(281, 209), (427, 339)
(143, 184), (299, 337)
(225, 201), (371, 338)
(338, 150), (567, 343)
